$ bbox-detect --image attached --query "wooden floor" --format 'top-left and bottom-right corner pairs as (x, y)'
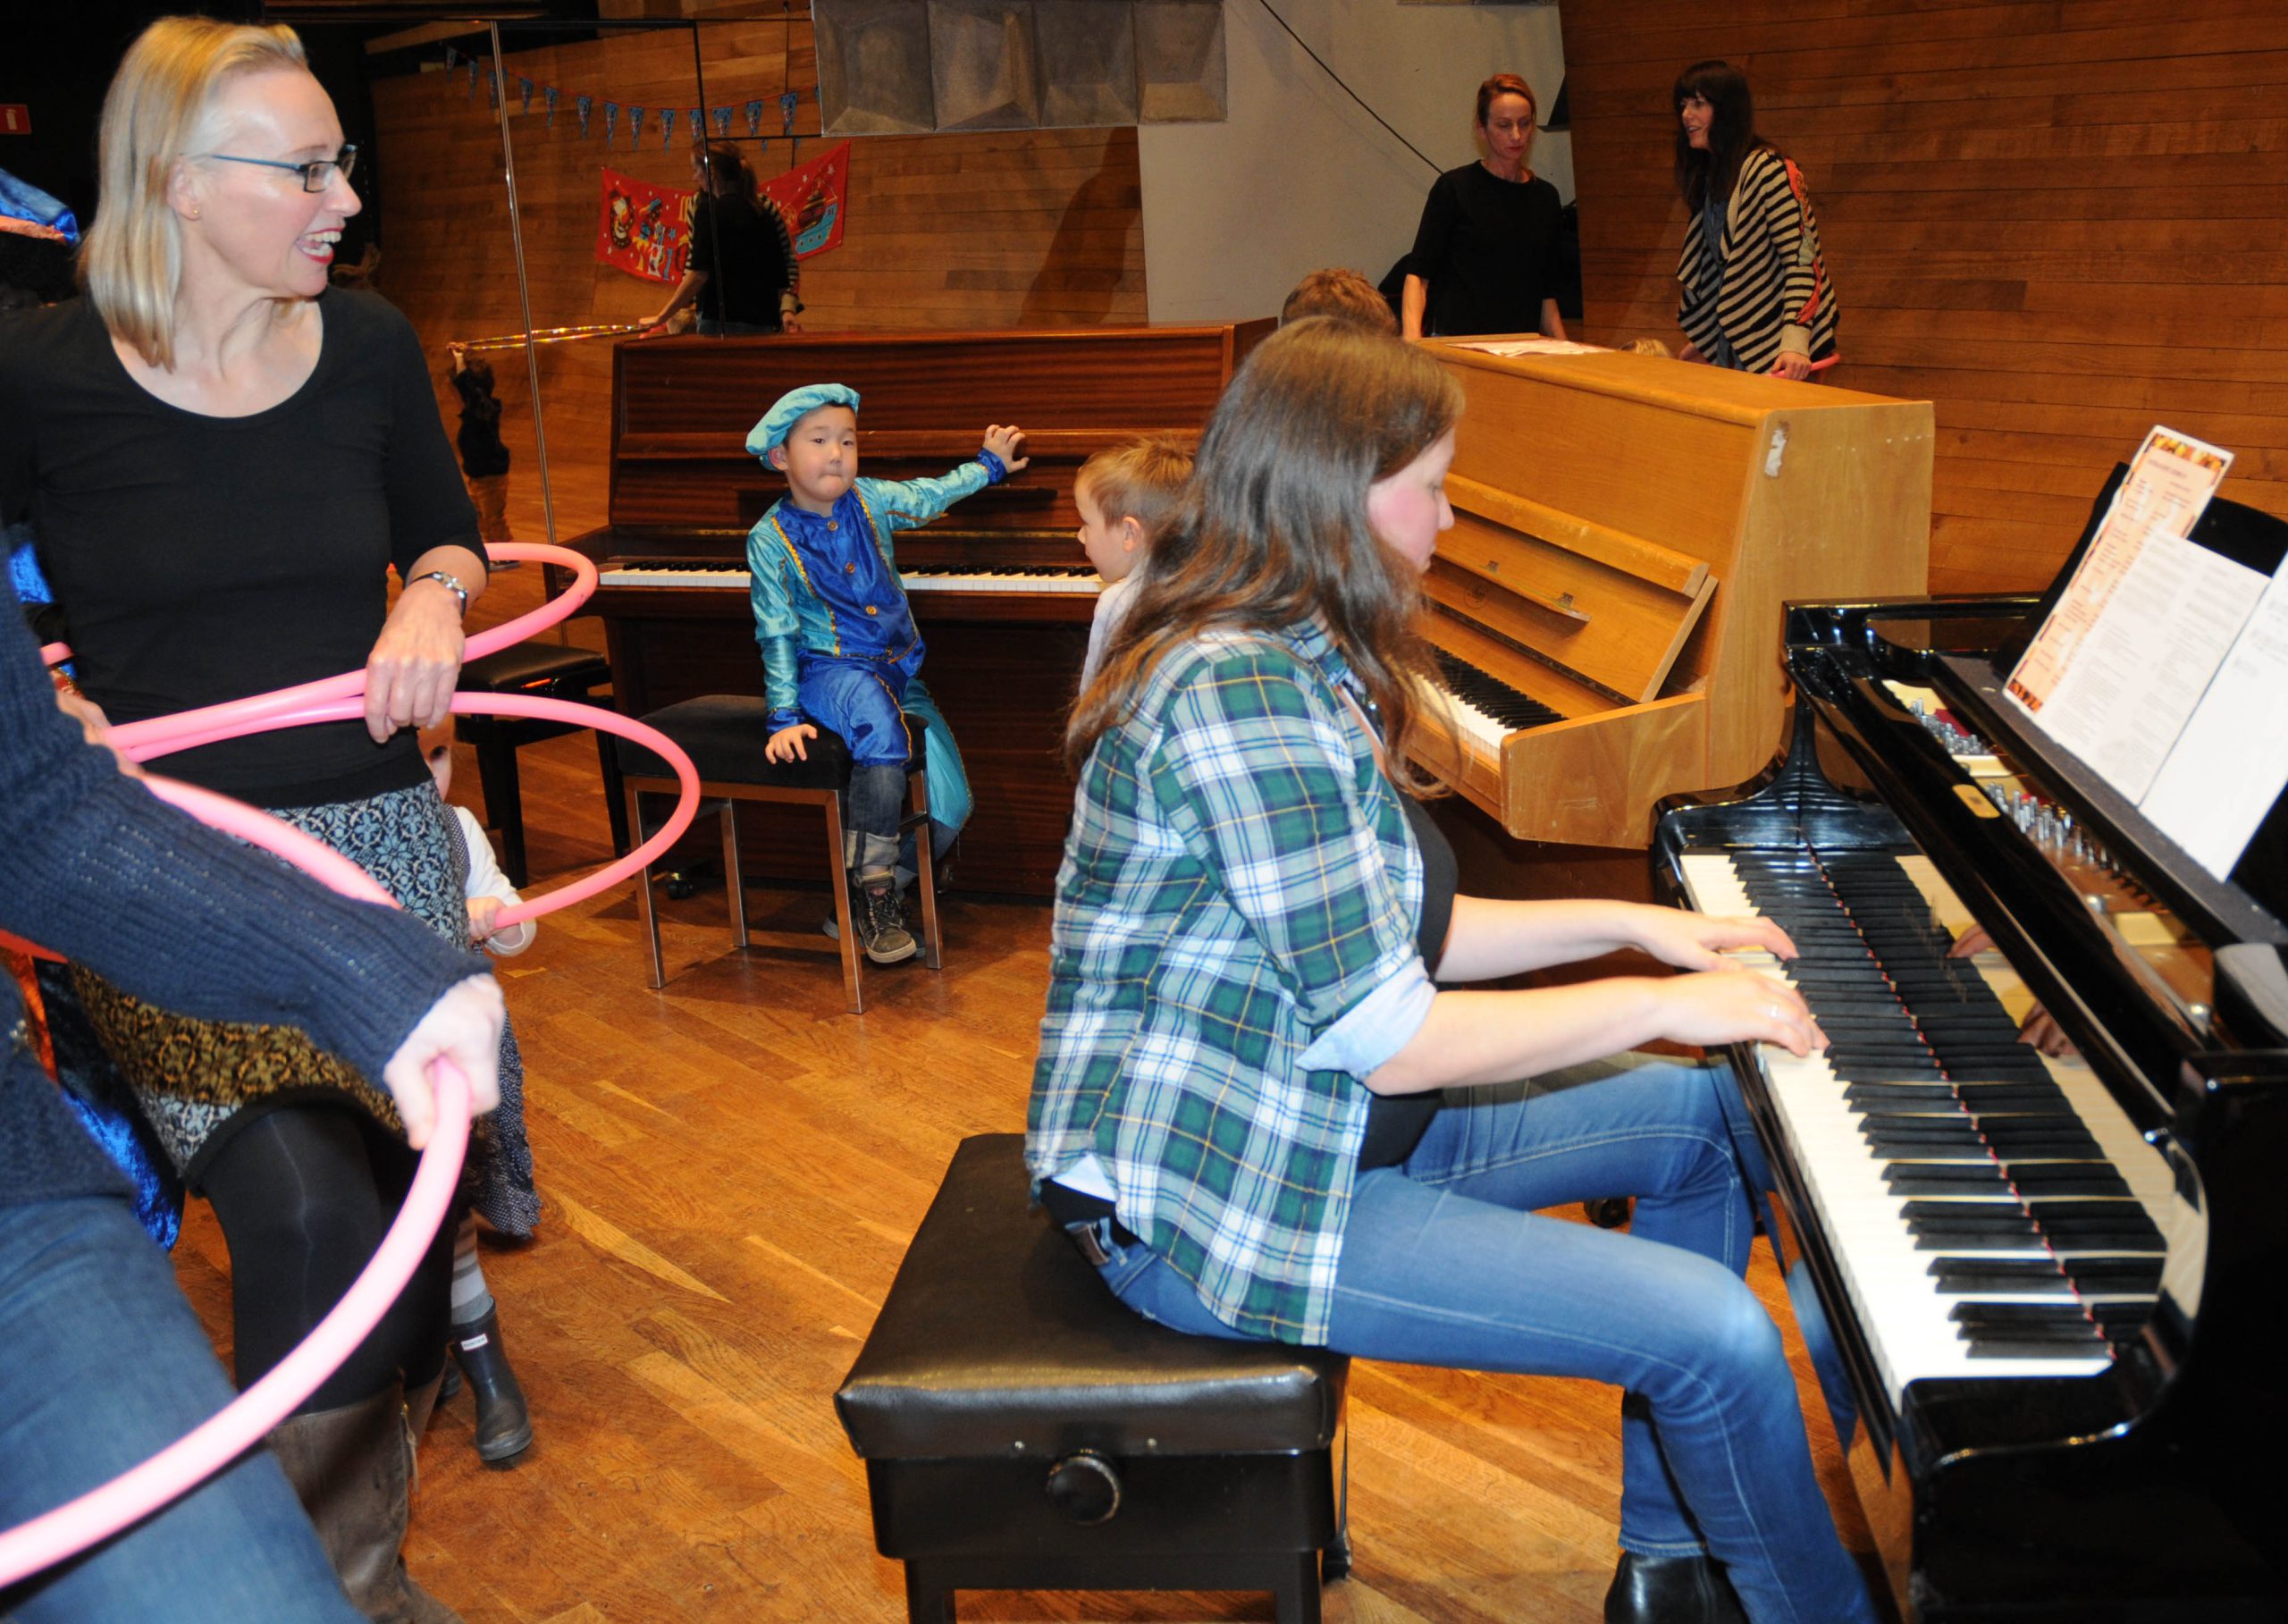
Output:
(164, 571), (1881, 1623)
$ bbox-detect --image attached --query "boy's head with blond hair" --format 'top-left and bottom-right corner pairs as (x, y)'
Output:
(1075, 435), (1193, 585)
(1280, 267), (1398, 333)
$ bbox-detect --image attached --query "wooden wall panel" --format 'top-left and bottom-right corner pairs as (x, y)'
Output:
(367, 22), (1144, 548)
(1558, 0), (2288, 593)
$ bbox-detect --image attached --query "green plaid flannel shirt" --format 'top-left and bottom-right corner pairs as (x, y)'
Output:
(1026, 619), (1425, 1344)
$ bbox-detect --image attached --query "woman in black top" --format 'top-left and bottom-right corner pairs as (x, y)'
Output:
(647, 139), (797, 336)
(0, 19), (506, 1617)
(1401, 73), (1568, 342)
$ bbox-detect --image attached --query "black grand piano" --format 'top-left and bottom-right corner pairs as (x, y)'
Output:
(1653, 473), (2288, 1620)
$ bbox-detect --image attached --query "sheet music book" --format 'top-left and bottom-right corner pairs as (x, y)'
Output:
(2004, 427), (2288, 884)
(2006, 427), (2233, 718)
(2141, 558), (2288, 882)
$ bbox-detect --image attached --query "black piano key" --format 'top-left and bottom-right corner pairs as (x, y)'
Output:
(2001, 1163), (2132, 1196)
(2061, 1257), (2166, 1293)
(1964, 1335), (2113, 1360)
(1887, 1164), (2012, 1195)
(1949, 1302), (2099, 1329)
(1928, 1258), (2075, 1293)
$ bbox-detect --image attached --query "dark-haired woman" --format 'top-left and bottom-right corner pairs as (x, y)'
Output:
(648, 139), (797, 335)
(1029, 317), (1876, 1624)
(1673, 59), (1838, 380)
(1401, 72), (1566, 341)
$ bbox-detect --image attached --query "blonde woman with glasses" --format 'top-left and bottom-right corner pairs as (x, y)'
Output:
(0, 18), (534, 1620)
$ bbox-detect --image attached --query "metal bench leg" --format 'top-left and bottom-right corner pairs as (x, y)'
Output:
(823, 790), (862, 1014)
(627, 782), (665, 989)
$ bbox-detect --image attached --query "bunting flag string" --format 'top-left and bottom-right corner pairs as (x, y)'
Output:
(426, 44), (840, 252)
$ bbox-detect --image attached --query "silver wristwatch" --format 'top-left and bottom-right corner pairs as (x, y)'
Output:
(412, 569), (470, 616)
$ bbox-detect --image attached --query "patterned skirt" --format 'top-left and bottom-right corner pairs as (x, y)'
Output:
(70, 781), (542, 1237)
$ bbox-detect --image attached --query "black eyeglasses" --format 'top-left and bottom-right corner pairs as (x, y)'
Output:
(193, 143), (358, 194)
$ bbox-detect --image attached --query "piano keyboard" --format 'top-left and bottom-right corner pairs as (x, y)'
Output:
(1678, 847), (2174, 1407)
(598, 562), (1105, 594)
(1432, 650), (1565, 757)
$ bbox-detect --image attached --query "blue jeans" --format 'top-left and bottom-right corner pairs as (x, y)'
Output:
(1095, 1056), (1876, 1624)
(0, 1195), (358, 1622)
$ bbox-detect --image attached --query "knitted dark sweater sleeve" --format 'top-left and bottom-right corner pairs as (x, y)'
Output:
(0, 579), (487, 1083)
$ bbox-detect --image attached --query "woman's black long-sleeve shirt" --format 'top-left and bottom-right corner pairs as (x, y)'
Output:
(1406, 164), (1564, 338)
(0, 290), (481, 806)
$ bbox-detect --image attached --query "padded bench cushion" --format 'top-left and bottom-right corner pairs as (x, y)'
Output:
(836, 1134), (1347, 1461)
(616, 693), (928, 790)
(458, 643), (610, 692)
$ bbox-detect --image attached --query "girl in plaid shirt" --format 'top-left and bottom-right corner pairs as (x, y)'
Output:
(1028, 319), (1875, 1624)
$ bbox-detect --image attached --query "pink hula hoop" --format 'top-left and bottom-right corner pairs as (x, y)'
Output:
(0, 778), (472, 1590)
(2, 543), (702, 1585)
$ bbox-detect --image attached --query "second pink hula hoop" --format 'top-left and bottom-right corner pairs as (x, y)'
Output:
(1, 542), (701, 1587)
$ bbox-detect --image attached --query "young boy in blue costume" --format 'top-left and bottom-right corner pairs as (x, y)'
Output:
(747, 383), (1030, 963)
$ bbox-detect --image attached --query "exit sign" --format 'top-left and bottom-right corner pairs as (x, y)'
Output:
(0, 105), (29, 135)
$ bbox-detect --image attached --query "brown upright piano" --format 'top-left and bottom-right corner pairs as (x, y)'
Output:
(1409, 341), (1934, 848)
(564, 323), (1271, 896)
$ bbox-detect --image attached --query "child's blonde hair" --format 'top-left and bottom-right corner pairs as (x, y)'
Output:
(1068, 320), (1460, 789)
(1076, 435), (1195, 545)
(1281, 267), (1398, 333)
(80, 17), (312, 370)
(1624, 337), (1674, 358)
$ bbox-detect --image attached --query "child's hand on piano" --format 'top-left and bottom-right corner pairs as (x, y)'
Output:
(1657, 971), (1827, 1058)
(981, 424), (1030, 474)
(766, 721), (818, 762)
(1629, 904), (1799, 972)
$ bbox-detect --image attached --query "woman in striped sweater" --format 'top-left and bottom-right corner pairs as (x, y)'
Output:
(1673, 61), (1839, 380)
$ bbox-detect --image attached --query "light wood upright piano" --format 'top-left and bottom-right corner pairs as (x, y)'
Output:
(1410, 341), (1934, 849)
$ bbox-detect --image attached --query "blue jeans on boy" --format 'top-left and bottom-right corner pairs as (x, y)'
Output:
(1091, 1055), (1876, 1624)
(0, 1194), (358, 1622)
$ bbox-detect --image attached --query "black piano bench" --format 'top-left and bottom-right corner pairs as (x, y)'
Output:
(453, 642), (627, 887)
(612, 694), (940, 1012)
(836, 1135), (1351, 1624)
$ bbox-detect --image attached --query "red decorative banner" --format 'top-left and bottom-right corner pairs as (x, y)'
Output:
(761, 139), (851, 259)
(596, 168), (694, 284)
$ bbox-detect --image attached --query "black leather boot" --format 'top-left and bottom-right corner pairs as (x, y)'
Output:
(450, 1307), (534, 1463)
(1603, 1550), (1748, 1623)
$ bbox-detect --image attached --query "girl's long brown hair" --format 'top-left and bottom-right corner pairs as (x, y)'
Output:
(1066, 318), (1460, 793)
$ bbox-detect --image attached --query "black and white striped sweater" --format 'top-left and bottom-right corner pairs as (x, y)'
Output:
(1676, 147), (1840, 375)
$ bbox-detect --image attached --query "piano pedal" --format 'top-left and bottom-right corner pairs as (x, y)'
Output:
(1585, 1197), (1633, 1230)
